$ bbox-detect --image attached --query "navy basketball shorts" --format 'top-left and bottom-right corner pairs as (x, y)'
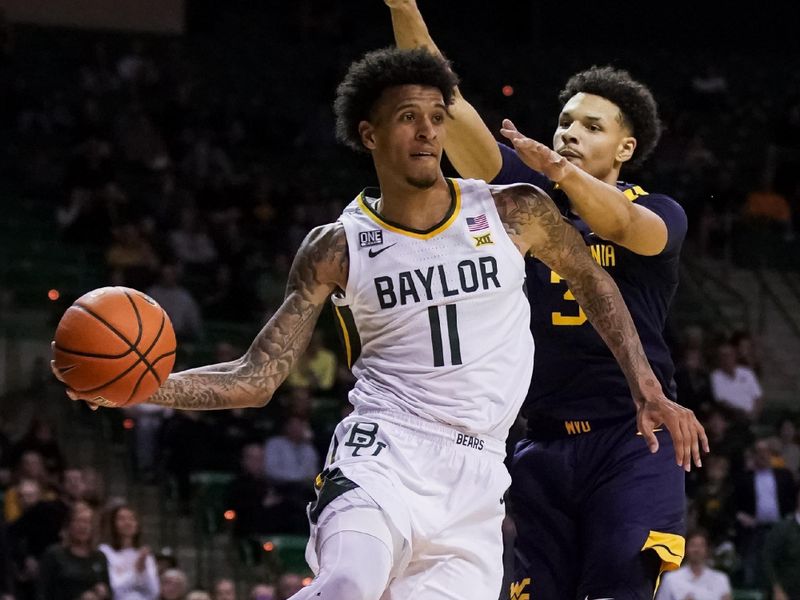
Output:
(508, 419), (686, 600)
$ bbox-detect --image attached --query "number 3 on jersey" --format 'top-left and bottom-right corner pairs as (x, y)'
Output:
(550, 271), (587, 326)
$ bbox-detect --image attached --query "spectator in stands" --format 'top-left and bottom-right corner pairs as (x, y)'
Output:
(212, 578), (236, 600)
(158, 569), (188, 600)
(11, 418), (65, 479)
(124, 403), (171, 482)
(186, 592), (211, 600)
(146, 265), (203, 342)
(703, 406), (751, 473)
(38, 502), (110, 600)
(690, 455), (737, 548)
(226, 443), (298, 539)
(116, 40), (158, 88)
(60, 468), (87, 507)
(263, 416), (318, 494)
(764, 489), (800, 600)
(285, 332), (337, 394)
(274, 573), (303, 600)
(79, 467), (105, 509)
(9, 479), (68, 600)
(731, 330), (762, 375)
(214, 401), (262, 474)
(674, 347), (712, 414)
(710, 341), (763, 421)
(168, 207), (218, 270)
(777, 417), (800, 481)
(152, 549), (177, 577)
(159, 410), (216, 513)
(5, 451), (57, 523)
(656, 529), (731, 600)
(735, 439), (797, 587)
(106, 222), (160, 290)
(249, 584), (274, 600)
(99, 505), (159, 600)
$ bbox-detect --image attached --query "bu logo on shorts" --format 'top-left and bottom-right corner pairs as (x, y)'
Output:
(344, 422), (388, 457)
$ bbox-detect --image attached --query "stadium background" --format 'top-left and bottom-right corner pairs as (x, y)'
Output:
(0, 1), (799, 599)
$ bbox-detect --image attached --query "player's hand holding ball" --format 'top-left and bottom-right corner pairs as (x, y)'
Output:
(51, 287), (176, 409)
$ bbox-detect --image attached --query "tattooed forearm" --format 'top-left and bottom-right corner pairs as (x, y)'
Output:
(494, 184), (656, 394)
(148, 223), (348, 410)
(567, 262), (654, 391)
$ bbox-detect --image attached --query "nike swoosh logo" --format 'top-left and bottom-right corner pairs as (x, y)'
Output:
(368, 243), (397, 258)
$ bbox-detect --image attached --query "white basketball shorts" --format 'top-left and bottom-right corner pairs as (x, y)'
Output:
(305, 409), (510, 600)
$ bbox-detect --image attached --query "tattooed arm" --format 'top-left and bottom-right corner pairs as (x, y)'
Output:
(493, 184), (708, 469)
(58, 223), (348, 410)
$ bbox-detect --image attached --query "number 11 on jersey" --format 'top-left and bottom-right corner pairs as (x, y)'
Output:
(427, 304), (462, 367)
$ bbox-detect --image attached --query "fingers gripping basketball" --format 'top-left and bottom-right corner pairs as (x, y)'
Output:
(52, 287), (177, 407)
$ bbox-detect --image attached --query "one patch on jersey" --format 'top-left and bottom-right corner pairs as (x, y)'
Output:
(466, 214), (489, 231)
(359, 230), (384, 248)
(473, 232), (493, 247)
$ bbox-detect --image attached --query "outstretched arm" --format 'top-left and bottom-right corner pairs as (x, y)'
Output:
(494, 184), (708, 469)
(56, 223), (348, 410)
(385, 0), (502, 182)
(499, 119), (671, 255)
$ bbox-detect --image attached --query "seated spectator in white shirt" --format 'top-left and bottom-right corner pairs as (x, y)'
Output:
(656, 530), (731, 600)
(264, 416), (319, 487)
(710, 342), (762, 420)
(99, 505), (159, 600)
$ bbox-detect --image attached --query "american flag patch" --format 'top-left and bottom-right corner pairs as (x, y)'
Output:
(466, 214), (489, 231)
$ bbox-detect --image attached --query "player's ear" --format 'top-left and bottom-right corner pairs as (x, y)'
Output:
(359, 120), (377, 151)
(617, 135), (637, 164)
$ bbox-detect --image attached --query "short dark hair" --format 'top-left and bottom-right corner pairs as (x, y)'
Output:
(559, 66), (662, 169)
(334, 47), (459, 152)
(686, 528), (710, 543)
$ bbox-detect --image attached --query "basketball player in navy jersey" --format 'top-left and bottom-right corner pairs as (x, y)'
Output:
(385, 2), (709, 599)
(54, 47), (702, 600)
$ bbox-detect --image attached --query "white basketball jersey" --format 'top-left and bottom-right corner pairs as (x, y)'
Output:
(332, 178), (534, 441)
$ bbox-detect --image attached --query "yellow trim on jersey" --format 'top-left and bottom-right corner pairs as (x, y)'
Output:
(357, 179), (462, 240)
(641, 530), (685, 594)
(333, 305), (352, 367)
(623, 185), (649, 202)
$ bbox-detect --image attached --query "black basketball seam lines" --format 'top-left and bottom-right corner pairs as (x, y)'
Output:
(72, 302), (159, 384)
(68, 291), (173, 401)
(122, 291), (173, 404)
(53, 344), (131, 359)
(124, 292), (162, 377)
(128, 348), (178, 404)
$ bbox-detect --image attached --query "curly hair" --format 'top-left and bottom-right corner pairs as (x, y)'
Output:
(559, 66), (662, 168)
(334, 47), (459, 153)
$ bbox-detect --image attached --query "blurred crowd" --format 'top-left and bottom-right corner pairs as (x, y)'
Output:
(0, 413), (319, 600)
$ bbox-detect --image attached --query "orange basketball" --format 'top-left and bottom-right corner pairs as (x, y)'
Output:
(52, 286), (177, 407)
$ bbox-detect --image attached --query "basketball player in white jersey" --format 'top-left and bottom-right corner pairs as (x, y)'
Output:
(54, 48), (676, 600)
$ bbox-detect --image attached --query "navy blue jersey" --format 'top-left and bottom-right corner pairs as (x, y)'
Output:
(493, 143), (687, 431)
